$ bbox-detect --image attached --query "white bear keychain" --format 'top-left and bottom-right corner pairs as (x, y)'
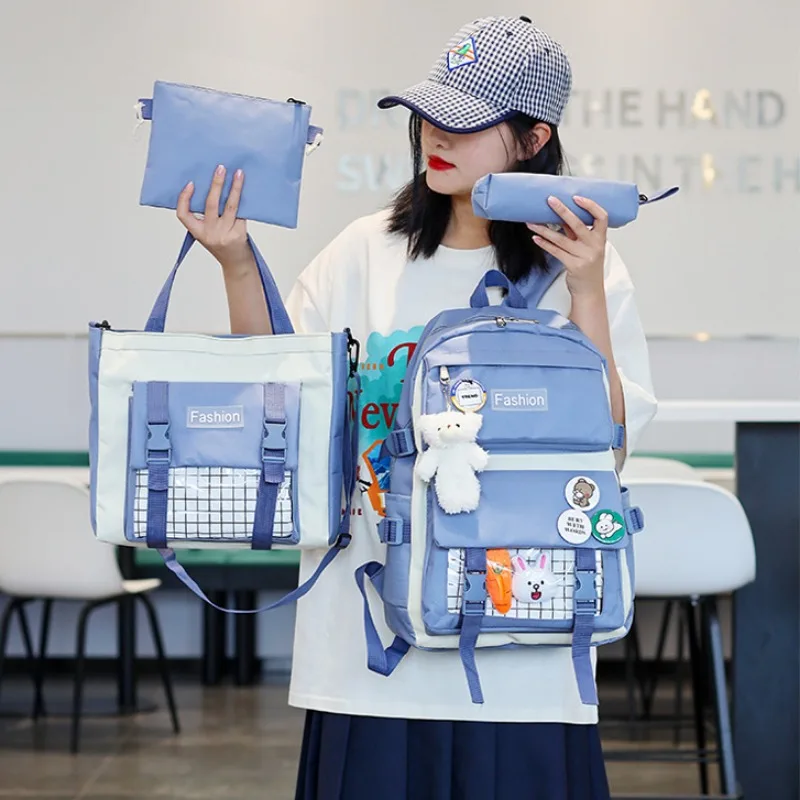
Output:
(415, 410), (489, 514)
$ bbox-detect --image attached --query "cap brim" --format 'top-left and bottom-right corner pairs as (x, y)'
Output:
(377, 80), (515, 133)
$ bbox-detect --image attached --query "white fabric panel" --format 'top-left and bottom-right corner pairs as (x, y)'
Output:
(94, 330), (335, 549)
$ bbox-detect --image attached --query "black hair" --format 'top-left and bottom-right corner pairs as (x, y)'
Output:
(386, 112), (567, 283)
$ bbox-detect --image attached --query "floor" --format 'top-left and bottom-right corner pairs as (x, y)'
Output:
(0, 674), (720, 799)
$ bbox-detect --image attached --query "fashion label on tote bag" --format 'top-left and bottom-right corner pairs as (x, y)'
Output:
(136, 80), (324, 228)
(88, 231), (360, 614)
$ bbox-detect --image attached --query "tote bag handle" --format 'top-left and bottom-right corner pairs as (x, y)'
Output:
(145, 232), (294, 335)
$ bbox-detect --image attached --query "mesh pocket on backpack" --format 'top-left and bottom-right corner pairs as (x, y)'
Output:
(446, 547), (604, 620)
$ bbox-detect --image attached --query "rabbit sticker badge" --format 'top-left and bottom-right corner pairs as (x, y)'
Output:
(591, 510), (625, 544)
(510, 551), (564, 604)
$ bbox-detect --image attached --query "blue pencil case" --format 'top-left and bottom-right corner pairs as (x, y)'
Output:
(472, 173), (678, 228)
(136, 81), (324, 228)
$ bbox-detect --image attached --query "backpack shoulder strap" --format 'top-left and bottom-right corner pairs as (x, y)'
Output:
(520, 257), (565, 308)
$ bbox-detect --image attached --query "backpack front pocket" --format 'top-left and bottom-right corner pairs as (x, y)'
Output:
(420, 460), (629, 636)
(422, 351), (613, 452)
(125, 381), (301, 545)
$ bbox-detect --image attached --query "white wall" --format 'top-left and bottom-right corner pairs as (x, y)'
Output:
(1, 0), (798, 666)
(0, 0), (799, 338)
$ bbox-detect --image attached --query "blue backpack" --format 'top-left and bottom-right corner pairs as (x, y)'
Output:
(355, 268), (644, 706)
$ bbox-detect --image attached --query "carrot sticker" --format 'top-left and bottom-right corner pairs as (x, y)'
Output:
(486, 549), (513, 614)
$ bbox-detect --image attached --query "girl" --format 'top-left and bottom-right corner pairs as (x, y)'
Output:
(177, 16), (657, 800)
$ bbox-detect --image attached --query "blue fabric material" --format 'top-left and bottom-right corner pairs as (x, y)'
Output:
(426, 343), (603, 371)
(469, 269), (527, 309)
(335, 372), (360, 544)
(572, 548), (599, 705)
(380, 493), (413, 610)
(329, 349), (354, 545)
(88, 325), (103, 534)
(423, 359), (612, 451)
(252, 383), (287, 550)
(518, 258), (566, 307)
(129, 381), (300, 470)
(145, 232), (294, 336)
(354, 561), (411, 676)
(160, 541), (345, 613)
(145, 381), (170, 549)
(384, 601), (418, 647)
(386, 306), (604, 480)
(378, 517), (412, 545)
(612, 423), (626, 450)
(471, 172), (678, 228)
(139, 95), (324, 147)
(620, 486), (645, 535)
(138, 80), (322, 228)
(385, 426), (416, 458)
(326, 339), (345, 543)
(430, 469), (626, 551)
(459, 548), (487, 704)
(624, 504), (644, 534)
(295, 710), (611, 800)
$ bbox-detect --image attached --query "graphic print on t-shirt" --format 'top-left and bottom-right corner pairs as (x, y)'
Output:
(353, 326), (424, 516)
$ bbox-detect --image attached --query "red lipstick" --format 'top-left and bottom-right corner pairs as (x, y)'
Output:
(428, 155), (455, 171)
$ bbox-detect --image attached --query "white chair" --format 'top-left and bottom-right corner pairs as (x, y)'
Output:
(617, 457), (703, 728)
(0, 479), (179, 752)
(621, 455), (700, 481)
(617, 478), (756, 798)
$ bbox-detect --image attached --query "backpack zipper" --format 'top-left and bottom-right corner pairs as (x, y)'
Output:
(495, 316), (539, 327)
(439, 365), (451, 406)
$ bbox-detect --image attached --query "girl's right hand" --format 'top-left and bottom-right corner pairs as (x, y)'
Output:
(176, 165), (253, 273)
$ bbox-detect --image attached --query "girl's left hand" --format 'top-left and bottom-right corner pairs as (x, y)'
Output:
(527, 196), (609, 299)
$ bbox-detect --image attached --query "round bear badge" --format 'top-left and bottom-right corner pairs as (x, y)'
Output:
(565, 475), (600, 512)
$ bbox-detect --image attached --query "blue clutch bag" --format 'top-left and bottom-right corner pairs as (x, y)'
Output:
(472, 173), (678, 228)
(136, 81), (324, 228)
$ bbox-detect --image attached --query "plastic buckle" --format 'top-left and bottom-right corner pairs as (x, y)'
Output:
(626, 505), (645, 534)
(261, 421), (287, 463)
(345, 327), (360, 377)
(574, 569), (597, 614)
(462, 569), (487, 616)
(335, 532), (352, 550)
(380, 517), (404, 546)
(390, 427), (415, 457)
(146, 423), (171, 463)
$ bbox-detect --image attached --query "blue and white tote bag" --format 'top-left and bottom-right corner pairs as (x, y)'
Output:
(88, 232), (359, 607)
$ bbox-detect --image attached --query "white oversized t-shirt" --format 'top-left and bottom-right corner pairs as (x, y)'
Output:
(283, 209), (657, 724)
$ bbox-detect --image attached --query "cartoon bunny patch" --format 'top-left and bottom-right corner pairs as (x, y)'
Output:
(510, 551), (564, 603)
(591, 510), (625, 544)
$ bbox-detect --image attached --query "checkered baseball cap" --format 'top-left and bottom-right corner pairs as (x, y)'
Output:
(378, 16), (572, 132)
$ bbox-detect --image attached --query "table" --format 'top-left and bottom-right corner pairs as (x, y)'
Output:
(655, 400), (800, 800)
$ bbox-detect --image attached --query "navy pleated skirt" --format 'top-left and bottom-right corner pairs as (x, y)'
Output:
(295, 710), (611, 800)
